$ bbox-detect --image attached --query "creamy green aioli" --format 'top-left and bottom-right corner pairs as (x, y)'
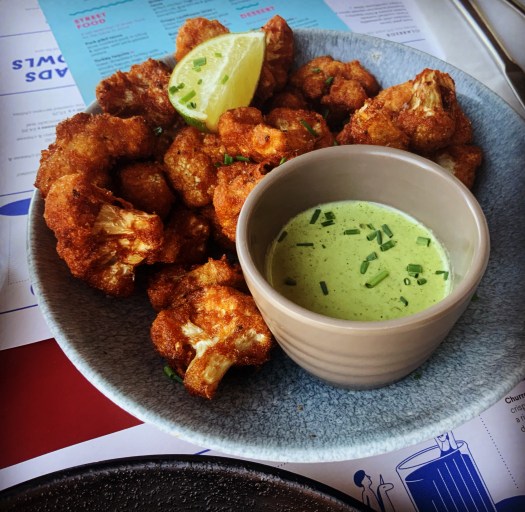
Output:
(265, 200), (451, 321)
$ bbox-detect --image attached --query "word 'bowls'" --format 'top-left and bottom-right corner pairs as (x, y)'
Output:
(236, 144), (490, 389)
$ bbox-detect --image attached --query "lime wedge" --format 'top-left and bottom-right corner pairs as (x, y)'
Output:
(168, 31), (266, 132)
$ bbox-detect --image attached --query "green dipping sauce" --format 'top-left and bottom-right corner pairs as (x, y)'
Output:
(265, 200), (452, 321)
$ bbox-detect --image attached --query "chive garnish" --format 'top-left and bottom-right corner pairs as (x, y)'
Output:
(366, 252), (378, 261)
(360, 260), (369, 274)
(197, 78), (203, 85)
(284, 277), (297, 286)
(365, 270), (389, 288)
(163, 365), (183, 384)
(417, 236), (431, 246)
(366, 231), (377, 241)
(299, 119), (319, 137)
(382, 224), (393, 238)
(223, 153), (234, 165)
(417, 278), (427, 285)
(325, 76), (334, 86)
(400, 296), (409, 307)
(311, 66), (321, 73)
(436, 270), (449, 280)
(406, 264), (423, 273)
(193, 57), (207, 67)
(320, 281), (329, 295)
(168, 85), (179, 95)
(367, 224), (375, 230)
(188, 101), (197, 109)
(296, 242), (314, 246)
(153, 126), (163, 136)
(214, 52), (222, 57)
(403, 277), (411, 285)
(376, 230), (383, 245)
(279, 156), (287, 165)
(344, 228), (360, 235)
(379, 240), (396, 251)
(324, 211), (335, 220)
(221, 74), (229, 84)
(321, 219), (335, 227)
(310, 208), (321, 224)
(277, 231), (288, 242)
(179, 90), (196, 104)
(235, 155), (250, 162)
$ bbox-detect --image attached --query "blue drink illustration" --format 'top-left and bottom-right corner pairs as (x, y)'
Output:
(396, 434), (495, 512)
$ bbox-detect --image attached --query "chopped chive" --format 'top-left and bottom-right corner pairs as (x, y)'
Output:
(214, 52), (223, 57)
(187, 101), (197, 109)
(193, 66), (202, 72)
(279, 156), (287, 165)
(163, 365), (183, 383)
(197, 78), (203, 85)
(193, 57), (207, 67)
(417, 236), (431, 246)
(296, 242), (314, 246)
(325, 76), (334, 86)
(324, 211), (335, 220)
(435, 270), (449, 280)
(400, 296), (409, 307)
(153, 126), (163, 136)
(406, 264), (423, 273)
(309, 208), (321, 224)
(417, 278), (427, 285)
(277, 230), (288, 242)
(284, 277), (297, 286)
(319, 281), (329, 295)
(380, 240), (396, 251)
(376, 230), (383, 245)
(367, 231), (377, 241)
(408, 272), (419, 278)
(179, 89), (196, 104)
(299, 119), (319, 137)
(344, 228), (360, 235)
(220, 74), (229, 84)
(168, 85), (179, 95)
(367, 224), (375, 230)
(403, 277), (411, 285)
(366, 252), (378, 261)
(311, 66), (321, 73)
(360, 260), (369, 274)
(365, 270), (389, 288)
(382, 224), (393, 238)
(235, 155), (250, 162)
(321, 219), (335, 227)
(223, 153), (234, 165)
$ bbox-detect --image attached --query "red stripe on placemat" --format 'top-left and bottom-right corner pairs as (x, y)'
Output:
(0, 339), (142, 469)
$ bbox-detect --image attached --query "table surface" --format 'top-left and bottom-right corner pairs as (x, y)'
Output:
(1, 0), (524, 509)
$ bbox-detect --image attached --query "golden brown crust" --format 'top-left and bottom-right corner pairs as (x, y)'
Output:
(35, 113), (155, 198)
(174, 17), (229, 62)
(44, 173), (164, 297)
(96, 58), (182, 129)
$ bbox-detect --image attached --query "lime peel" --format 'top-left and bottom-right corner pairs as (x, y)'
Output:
(168, 31), (266, 132)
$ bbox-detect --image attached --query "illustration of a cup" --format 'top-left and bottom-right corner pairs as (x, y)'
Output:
(396, 434), (496, 511)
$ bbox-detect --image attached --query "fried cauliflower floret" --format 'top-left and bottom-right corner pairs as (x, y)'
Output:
(290, 56), (380, 121)
(266, 107), (335, 151)
(44, 174), (164, 297)
(35, 113), (156, 198)
(266, 87), (310, 111)
(218, 106), (333, 165)
(395, 69), (459, 153)
(96, 58), (182, 129)
(213, 160), (269, 242)
(429, 144), (482, 189)
(117, 161), (176, 220)
(147, 256), (246, 311)
(151, 284), (273, 399)
(153, 205), (210, 265)
(174, 17), (229, 62)
(255, 15), (294, 104)
(163, 126), (223, 208)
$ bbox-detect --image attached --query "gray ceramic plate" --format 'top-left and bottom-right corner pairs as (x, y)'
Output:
(0, 455), (370, 511)
(28, 29), (525, 463)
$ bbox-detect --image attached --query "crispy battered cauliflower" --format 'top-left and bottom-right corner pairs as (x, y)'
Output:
(96, 58), (182, 130)
(429, 144), (482, 189)
(174, 17), (229, 62)
(44, 173), (164, 297)
(163, 126), (224, 208)
(151, 284), (273, 399)
(117, 161), (176, 220)
(147, 256), (246, 311)
(35, 113), (156, 198)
